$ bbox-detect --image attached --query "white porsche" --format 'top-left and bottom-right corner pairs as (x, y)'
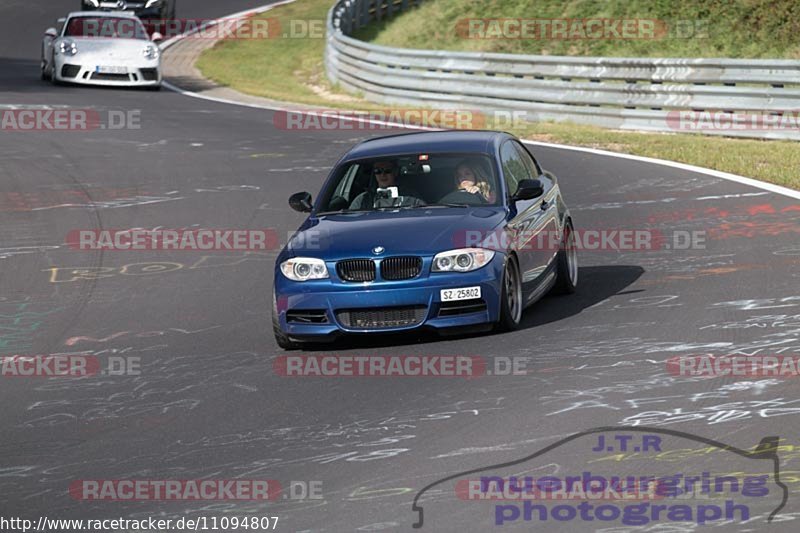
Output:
(41, 11), (163, 89)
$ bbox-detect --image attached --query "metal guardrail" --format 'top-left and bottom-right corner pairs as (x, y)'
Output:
(325, 0), (800, 140)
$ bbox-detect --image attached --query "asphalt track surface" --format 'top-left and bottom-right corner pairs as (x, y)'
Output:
(2, 1), (800, 532)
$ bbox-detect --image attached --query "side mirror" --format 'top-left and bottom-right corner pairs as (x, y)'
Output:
(512, 179), (544, 201)
(289, 191), (313, 213)
(44, 27), (57, 38)
(151, 31), (164, 42)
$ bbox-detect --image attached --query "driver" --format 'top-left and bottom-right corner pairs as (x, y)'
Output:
(349, 160), (422, 209)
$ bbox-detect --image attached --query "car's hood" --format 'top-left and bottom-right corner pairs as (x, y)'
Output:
(63, 38), (154, 62)
(286, 207), (507, 260)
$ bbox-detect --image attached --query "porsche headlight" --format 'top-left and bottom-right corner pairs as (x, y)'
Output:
(143, 44), (159, 60)
(432, 248), (495, 273)
(59, 40), (78, 56)
(280, 258), (329, 281)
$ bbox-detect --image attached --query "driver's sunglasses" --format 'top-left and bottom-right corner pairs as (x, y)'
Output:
(373, 167), (393, 175)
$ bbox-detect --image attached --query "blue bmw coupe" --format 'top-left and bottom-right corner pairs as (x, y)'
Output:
(272, 130), (577, 349)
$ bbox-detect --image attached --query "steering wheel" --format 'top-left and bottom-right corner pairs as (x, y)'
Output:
(438, 189), (488, 205)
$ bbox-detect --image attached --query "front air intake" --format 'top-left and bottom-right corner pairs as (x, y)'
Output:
(61, 64), (81, 78)
(336, 306), (427, 329)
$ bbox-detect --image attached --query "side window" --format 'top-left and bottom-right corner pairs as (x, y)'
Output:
(513, 141), (541, 178)
(56, 18), (66, 35)
(500, 141), (525, 197)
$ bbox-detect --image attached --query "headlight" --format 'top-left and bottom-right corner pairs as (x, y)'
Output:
(432, 248), (495, 273)
(143, 44), (159, 59)
(280, 258), (329, 281)
(145, 0), (162, 7)
(59, 41), (78, 56)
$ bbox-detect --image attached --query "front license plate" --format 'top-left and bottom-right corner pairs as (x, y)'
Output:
(96, 66), (128, 74)
(440, 286), (481, 302)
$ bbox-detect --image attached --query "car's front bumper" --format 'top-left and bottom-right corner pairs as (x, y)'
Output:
(274, 254), (505, 340)
(54, 60), (161, 87)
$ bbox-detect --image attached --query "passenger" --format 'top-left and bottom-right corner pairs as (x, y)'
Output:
(454, 159), (495, 203)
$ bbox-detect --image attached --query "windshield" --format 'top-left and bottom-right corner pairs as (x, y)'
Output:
(317, 153), (500, 214)
(64, 17), (149, 39)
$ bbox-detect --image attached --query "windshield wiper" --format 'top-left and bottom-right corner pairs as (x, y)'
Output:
(316, 208), (373, 216)
(407, 203), (470, 208)
(318, 204), (470, 214)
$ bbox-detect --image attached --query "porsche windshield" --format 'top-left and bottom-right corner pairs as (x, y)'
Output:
(64, 17), (149, 39)
(318, 153), (501, 213)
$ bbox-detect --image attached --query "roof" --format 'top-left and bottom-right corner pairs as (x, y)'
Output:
(342, 130), (512, 162)
(66, 11), (139, 18)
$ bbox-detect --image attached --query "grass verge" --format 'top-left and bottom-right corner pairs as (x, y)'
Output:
(357, 0), (800, 58)
(196, 0), (800, 190)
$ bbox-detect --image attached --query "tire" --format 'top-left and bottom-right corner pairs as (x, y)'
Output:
(272, 292), (298, 350)
(495, 255), (523, 332)
(51, 66), (62, 86)
(551, 220), (578, 295)
(41, 61), (49, 81)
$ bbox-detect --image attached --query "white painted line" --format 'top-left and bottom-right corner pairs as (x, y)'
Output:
(164, 2), (800, 202)
(578, 191), (771, 210)
(694, 192), (770, 201)
(161, 80), (440, 132)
